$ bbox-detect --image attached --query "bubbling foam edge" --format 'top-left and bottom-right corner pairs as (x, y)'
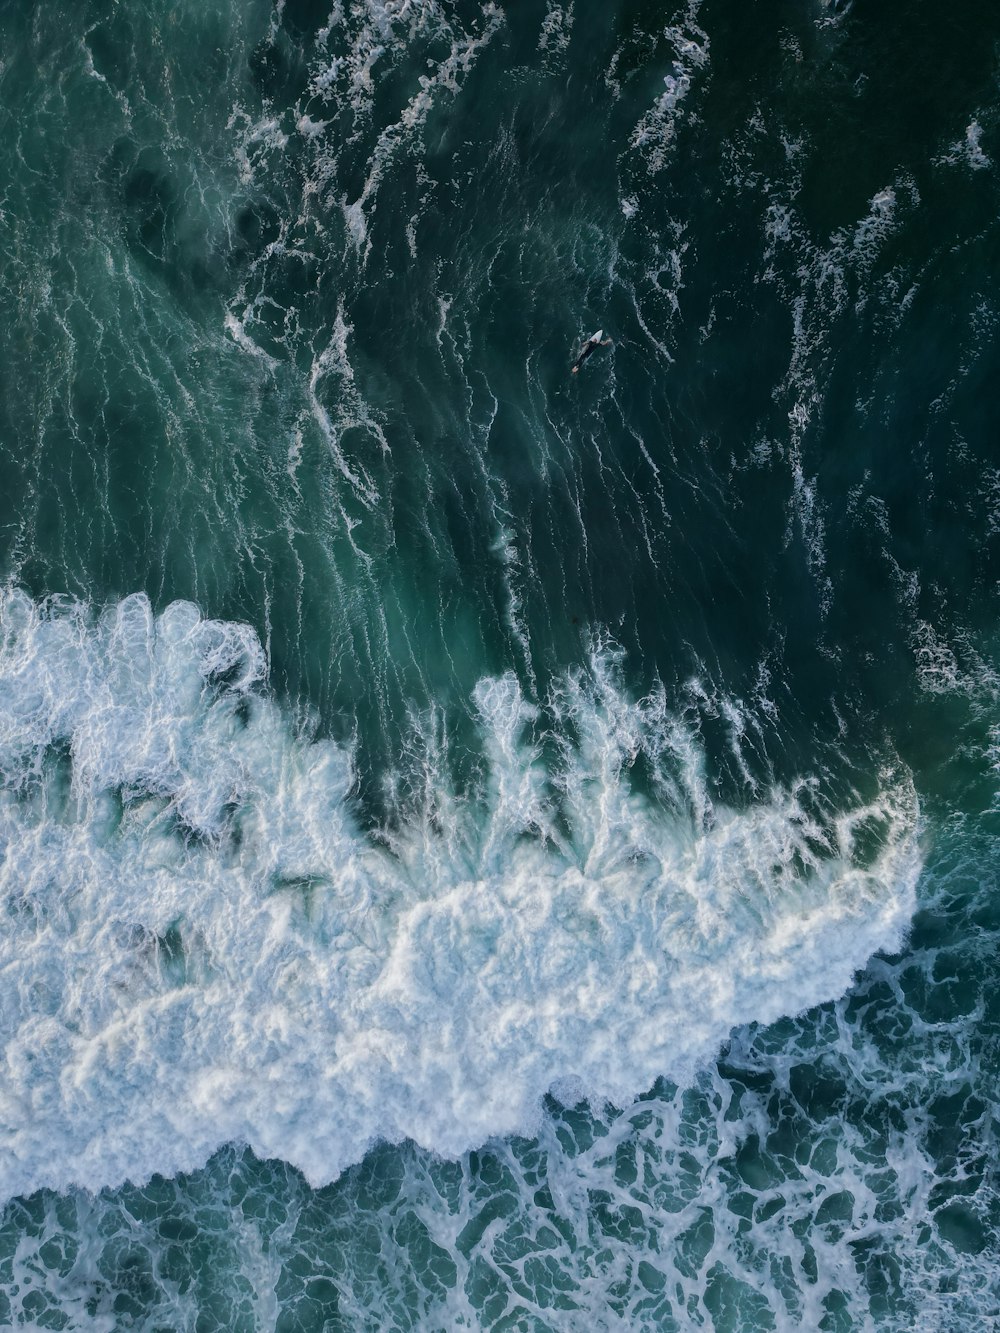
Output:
(0, 590), (920, 1199)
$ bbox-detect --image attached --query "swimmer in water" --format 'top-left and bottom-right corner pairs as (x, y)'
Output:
(571, 329), (612, 373)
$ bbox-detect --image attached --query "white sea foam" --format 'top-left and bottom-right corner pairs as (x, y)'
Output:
(936, 119), (992, 172)
(757, 180), (918, 612)
(0, 591), (920, 1199)
(538, 1), (574, 71)
(306, 301), (387, 505)
(627, 1), (709, 173)
(304, 1), (504, 260)
(913, 619), (1000, 699)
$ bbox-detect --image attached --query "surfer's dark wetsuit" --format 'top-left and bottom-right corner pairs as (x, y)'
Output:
(571, 333), (611, 374)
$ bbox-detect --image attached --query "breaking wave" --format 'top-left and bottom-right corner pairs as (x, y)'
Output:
(0, 589), (919, 1199)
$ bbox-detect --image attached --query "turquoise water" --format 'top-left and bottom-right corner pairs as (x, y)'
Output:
(0, 0), (998, 1327)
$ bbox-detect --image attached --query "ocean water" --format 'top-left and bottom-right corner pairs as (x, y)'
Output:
(0, 0), (997, 1328)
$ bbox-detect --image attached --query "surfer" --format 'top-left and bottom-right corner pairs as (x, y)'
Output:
(571, 329), (612, 374)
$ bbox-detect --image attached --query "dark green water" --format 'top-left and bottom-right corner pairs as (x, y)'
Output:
(0, 0), (998, 1327)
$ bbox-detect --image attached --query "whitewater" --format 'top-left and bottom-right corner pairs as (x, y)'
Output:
(0, 589), (920, 1200)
